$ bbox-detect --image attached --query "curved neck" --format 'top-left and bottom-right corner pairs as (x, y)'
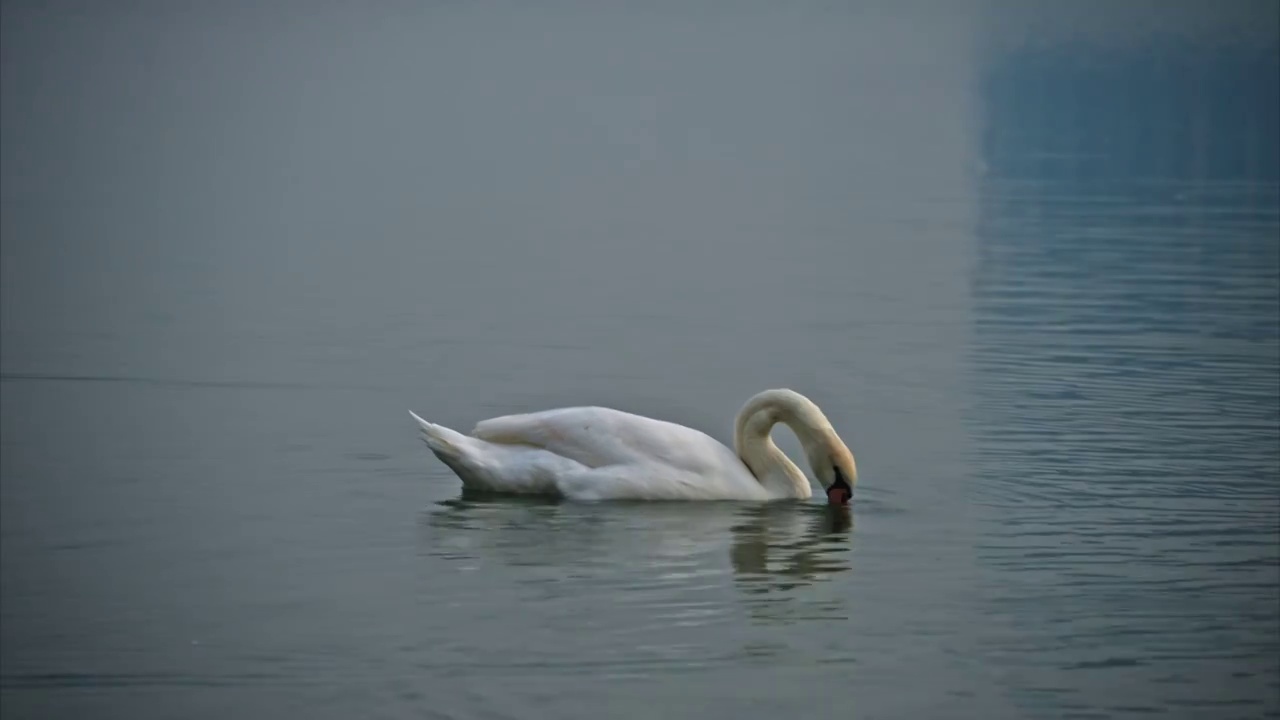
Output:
(733, 389), (833, 499)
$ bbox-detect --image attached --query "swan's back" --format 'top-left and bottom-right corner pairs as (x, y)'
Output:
(472, 406), (745, 476)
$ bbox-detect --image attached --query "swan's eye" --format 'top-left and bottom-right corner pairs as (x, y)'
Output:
(832, 466), (849, 487)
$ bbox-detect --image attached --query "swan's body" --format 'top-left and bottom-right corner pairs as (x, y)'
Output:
(409, 389), (857, 503)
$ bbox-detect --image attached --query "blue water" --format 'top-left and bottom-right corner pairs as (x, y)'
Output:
(2, 3), (1277, 719)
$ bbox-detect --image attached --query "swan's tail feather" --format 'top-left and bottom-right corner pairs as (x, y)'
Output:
(408, 410), (571, 496)
(410, 410), (498, 486)
(409, 411), (467, 458)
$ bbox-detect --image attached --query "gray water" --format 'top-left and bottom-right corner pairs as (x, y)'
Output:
(2, 3), (1278, 719)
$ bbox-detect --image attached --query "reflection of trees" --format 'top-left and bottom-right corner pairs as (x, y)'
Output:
(970, 31), (1279, 716)
(981, 40), (1277, 185)
(972, 36), (1280, 497)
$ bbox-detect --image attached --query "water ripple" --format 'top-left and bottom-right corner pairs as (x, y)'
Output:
(970, 177), (1279, 716)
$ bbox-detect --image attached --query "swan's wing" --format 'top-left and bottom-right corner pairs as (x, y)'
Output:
(556, 464), (753, 501)
(472, 406), (741, 474)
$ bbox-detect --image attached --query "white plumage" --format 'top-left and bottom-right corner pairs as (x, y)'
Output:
(409, 388), (857, 502)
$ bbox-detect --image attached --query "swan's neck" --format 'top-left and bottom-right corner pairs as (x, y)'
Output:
(733, 389), (833, 500)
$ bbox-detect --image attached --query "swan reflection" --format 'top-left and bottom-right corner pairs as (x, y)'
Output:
(728, 504), (853, 623)
(421, 493), (854, 623)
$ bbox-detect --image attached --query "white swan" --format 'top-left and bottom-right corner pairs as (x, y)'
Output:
(408, 388), (857, 503)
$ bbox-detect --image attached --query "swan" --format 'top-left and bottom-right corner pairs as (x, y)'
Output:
(408, 388), (857, 504)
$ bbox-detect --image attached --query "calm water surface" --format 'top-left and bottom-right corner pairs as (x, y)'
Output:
(2, 3), (1277, 719)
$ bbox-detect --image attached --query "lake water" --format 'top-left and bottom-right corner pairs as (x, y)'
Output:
(2, 3), (1277, 719)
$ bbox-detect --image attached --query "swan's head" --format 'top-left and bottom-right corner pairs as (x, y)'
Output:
(810, 432), (857, 506)
(734, 388), (858, 503)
